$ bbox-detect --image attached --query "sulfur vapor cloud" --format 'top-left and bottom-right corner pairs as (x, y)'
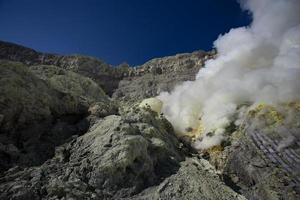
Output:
(158, 0), (300, 149)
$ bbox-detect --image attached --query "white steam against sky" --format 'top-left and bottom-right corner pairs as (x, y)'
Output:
(158, 0), (300, 149)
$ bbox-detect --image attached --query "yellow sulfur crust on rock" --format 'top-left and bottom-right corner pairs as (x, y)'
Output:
(287, 102), (300, 111)
(207, 145), (224, 154)
(190, 121), (205, 141)
(177, 120), (205, 141)
(139, 97), (163, 114)
(248, 103), (284, 126)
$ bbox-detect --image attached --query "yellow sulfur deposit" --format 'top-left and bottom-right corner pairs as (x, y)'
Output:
(139, 97), (163, 114)
(287, 102), (300, 110)
(206, 145), (224, 155)
(248, 103), (284, 125)
(184, 121), (205, 141)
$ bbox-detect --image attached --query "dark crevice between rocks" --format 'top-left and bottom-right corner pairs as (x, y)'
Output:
(0, 151), (11, 173)
(149, 148), (182, 186)
(222, 174), (243, 194)
(153, 159), (180, 182)
(37, 112), (90, 158)
(0, 112), (91, 174)
(122, 159), (181, 197)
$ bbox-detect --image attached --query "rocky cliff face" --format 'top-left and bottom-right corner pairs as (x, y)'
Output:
(0, 41), (126, 96)
(0, 41), (299, 200)
(0, 41), (215, 98)
(112, 50), (216, 104)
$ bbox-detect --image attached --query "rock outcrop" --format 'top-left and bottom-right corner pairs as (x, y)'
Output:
(0, 60), (110, 172)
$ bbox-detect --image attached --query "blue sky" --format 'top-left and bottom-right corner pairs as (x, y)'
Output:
(0, 0), (251, 65)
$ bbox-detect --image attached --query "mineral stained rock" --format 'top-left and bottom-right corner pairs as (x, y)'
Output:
(204, 104), (300, 200)
(139, 97), (163, 114)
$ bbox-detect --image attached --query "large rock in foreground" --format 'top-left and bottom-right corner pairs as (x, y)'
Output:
(0, 108), (246, 200)
(0, 109), (183, 199)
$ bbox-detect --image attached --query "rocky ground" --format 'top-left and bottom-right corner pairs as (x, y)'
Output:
(0, 41), (299, 200)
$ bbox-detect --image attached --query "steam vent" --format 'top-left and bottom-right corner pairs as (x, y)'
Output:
(0, 0), (300, 199)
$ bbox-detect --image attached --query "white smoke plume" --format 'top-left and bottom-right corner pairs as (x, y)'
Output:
(158, 0), (300, 149)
